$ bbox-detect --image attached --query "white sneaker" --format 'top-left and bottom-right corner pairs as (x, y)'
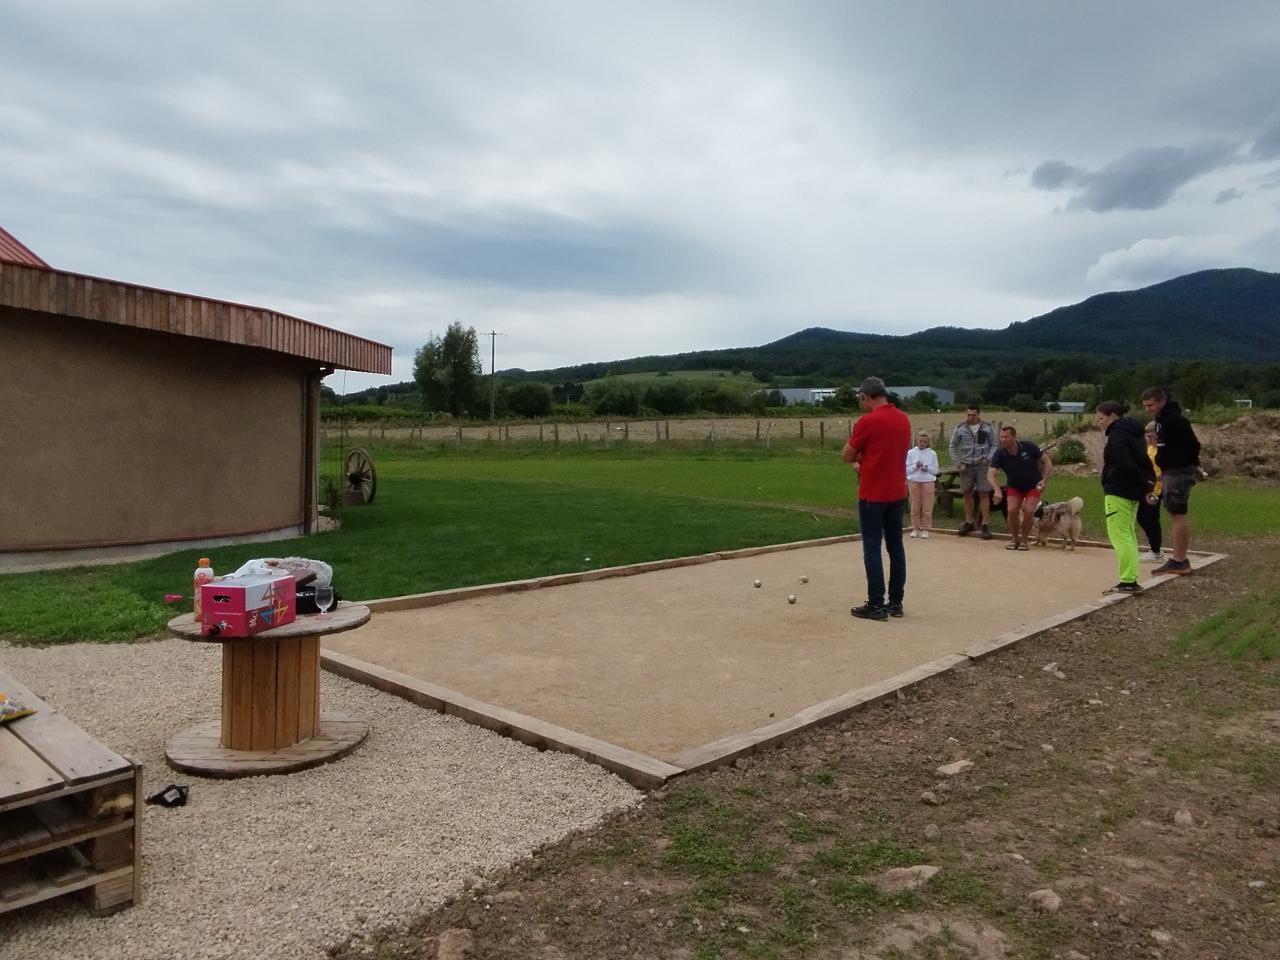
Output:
(909, 529), (919, 538)
(920, 530), (930, 539)
(1139, 550), (1163, 562)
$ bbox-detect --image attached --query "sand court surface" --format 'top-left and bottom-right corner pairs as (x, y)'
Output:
(322, 534), (1220, 784)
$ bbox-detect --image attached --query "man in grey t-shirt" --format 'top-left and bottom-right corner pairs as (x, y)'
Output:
(948, 404), (997, 539)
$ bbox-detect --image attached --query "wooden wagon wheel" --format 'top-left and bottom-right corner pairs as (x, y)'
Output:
(343, 447), (378, 504)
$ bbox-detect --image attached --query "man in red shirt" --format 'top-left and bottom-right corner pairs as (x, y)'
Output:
(842, 376), (913, 621)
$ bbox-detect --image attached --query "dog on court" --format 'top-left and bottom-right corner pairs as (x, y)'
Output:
(1032, 496), (1084, 550)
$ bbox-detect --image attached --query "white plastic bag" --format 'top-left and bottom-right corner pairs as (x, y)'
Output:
(224, 557), (333, 587)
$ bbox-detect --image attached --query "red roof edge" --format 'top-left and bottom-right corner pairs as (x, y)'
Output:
(0, 224), (50, 269)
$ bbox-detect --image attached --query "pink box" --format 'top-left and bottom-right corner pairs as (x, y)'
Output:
(200, 574), (296, 637)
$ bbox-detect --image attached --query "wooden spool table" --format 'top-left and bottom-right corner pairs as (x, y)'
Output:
(165, 603), (371, 778)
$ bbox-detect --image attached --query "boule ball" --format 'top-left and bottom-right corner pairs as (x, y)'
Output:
(753, 579), (762, 588)
(787, 594), (797, 604)
(799, 576), (809, 584)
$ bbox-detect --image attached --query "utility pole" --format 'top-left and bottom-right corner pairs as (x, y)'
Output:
(480, 330), (506, 421)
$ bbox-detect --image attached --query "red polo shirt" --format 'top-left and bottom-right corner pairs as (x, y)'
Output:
(847, 403), (912, 502)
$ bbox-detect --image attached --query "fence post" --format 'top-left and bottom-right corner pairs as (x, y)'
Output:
(554, 423), (559, 446)
(665, 420), (670, 440)
(819, 420), (825, 445)
(455, 424), (462, 446)
(799, 419), (805, 439)
(624, 422), (629, 441)
(539, 423), (544, 442)
(765, 421), (772, 449)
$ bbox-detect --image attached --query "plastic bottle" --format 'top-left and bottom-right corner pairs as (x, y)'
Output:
(193, 558), (214, 620)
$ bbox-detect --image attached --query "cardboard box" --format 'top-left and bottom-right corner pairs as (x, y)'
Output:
(200, 574), (296, 637)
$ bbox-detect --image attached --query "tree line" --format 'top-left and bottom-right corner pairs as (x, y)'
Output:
(323, 321), (1280, 419)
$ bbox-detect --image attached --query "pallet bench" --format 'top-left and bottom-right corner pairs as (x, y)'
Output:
(0, 671), (141, 917)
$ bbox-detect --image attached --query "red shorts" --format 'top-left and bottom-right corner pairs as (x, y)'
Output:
(1006, 486), (1041, 502)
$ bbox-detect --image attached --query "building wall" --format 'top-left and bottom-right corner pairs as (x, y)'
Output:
(1, 308), (314, 551)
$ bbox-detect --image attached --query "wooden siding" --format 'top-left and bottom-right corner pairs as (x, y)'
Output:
(0, 260), (391, 374)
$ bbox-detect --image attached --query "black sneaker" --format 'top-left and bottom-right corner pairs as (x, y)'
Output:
(957, 521), (974, 537)
(887, 602), (904, 618)
(851, 603), (889, 621)
(1108, 581), (1143, 594)
(980, 524), (992, 540)
(1153, 558), (1192, 576)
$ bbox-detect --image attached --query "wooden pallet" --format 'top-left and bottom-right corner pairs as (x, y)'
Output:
(0, 672), (141, 916)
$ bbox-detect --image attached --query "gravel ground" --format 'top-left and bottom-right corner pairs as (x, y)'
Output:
(0, 638), (640, 960)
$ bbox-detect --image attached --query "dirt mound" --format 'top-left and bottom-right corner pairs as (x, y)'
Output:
(1044, 412), (1280, 482)
(1202, 412), (1280, 480)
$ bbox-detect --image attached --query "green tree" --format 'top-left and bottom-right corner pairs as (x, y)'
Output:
(414, 322), (482, 416)
(586, 377), (643, 416)
(1058, 382), (1097, 404)
(505, 381), (554, 418)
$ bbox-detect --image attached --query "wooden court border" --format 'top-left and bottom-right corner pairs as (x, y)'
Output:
(322, 536), (1227, 789)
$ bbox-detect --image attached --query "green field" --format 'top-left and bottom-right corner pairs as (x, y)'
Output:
(4, 441), (1279, 645)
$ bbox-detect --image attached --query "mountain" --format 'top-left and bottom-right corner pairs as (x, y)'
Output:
(524, 268), (1280, 385)
(336, 268), (1280, 405)
(909, 268), (1280, 359)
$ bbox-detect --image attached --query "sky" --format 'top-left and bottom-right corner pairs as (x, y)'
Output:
(4, 1), (1280, 393)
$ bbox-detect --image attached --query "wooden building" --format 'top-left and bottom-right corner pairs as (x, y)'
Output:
(0, 226), (392, 565)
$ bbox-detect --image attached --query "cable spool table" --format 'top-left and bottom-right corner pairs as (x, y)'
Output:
(165, 604), (371, 777)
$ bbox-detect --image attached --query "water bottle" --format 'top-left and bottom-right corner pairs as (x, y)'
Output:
(193, 558), (214, 620)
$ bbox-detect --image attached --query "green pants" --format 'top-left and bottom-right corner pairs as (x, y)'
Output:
(1104, 494), (1139, 584)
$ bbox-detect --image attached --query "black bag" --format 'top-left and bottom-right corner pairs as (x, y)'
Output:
(295, 585), (342, 615)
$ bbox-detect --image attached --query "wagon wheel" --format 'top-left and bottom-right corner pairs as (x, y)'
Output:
(343, 447), (378, 504)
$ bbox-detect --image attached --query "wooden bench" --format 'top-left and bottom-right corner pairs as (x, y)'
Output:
(0, 672), (141, 916)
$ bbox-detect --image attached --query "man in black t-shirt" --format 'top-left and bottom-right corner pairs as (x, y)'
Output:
(987, 425), (1053, 550)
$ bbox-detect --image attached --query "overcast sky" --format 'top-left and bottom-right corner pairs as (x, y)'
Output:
(4, 1), (1280, 392)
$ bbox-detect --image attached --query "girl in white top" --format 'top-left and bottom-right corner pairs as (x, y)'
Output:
(905, 431), (940, 538)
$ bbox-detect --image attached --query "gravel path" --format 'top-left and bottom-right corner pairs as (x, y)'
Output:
(0, 638), (640, 960)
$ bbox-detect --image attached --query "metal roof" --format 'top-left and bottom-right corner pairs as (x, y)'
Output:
(0, 228), (390, 374)
(0, 225), (50, 269)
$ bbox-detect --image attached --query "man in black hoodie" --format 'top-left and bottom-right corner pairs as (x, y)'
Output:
(1096, 401), (1156, 593)
(1141, 387), (1201, 576)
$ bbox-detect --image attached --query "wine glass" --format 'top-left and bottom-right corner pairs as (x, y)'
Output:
(313, 585), (335, 619)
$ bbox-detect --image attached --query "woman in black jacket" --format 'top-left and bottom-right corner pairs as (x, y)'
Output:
(1095, 401), (1156, 593)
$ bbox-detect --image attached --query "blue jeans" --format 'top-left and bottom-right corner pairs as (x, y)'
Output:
(859, 498), (907, 607)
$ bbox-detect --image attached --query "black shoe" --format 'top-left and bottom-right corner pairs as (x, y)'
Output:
(851, 603), (889, 621)
(980, 524), (992, 540)
(1153, 559), (1192, 576)
(1108, 581), (1143, 594)
(887, 602), (904, 618)
(957, 521), (974, 537)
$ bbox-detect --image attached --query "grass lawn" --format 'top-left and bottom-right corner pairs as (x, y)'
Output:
(4, 440), (1279, 645)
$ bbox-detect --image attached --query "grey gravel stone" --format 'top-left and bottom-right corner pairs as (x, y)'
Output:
(0, 639), (639, 960)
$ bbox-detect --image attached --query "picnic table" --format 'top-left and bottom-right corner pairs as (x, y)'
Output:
(0, 671), (141, 916)
(165, 603), (371, 778)
(935, 468), (963, 516)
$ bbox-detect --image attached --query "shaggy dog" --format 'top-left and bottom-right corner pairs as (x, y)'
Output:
(1033, 496), (1084, 550)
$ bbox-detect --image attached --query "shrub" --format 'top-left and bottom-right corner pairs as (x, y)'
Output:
(1054, 437), (1087, 464)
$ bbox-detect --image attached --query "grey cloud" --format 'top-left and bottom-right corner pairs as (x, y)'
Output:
(325, 215), (728, 297)
(1030, 161), (1082, 191)
(1252, 116), (1280, 159)
(1032, 141), (1239, 212)
(1214, 188), (1243, 205)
